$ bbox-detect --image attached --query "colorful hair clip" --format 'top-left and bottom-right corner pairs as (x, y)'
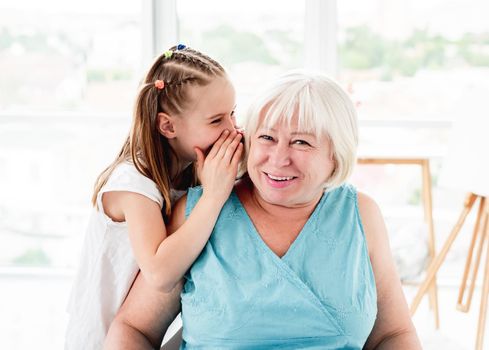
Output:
(154, 80), (165, 90)
(177, 44), (186, 50)
(164, 50), (173, 59)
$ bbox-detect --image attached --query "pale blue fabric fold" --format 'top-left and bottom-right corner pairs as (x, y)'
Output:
(181, 184), (377, 349)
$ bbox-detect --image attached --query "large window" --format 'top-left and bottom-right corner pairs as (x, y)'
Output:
(0, 0), (142, 270)
(0, 1), (142, 113)
(339, 0), (489, 281)
(177, 0), (305, 121)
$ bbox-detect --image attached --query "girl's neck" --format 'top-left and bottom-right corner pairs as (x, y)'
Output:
(172, 159), (191, 180)
(169, 153), (193, 190)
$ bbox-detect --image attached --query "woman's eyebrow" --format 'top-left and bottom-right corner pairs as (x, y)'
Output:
(291, 131), (315, 137)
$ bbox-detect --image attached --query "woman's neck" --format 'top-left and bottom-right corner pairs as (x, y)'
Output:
(239, 176), (321, 222)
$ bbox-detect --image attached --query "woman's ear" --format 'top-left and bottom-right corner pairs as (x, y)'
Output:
(157, 112), (177, 138)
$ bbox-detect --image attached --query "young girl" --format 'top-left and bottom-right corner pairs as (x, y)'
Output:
(65, 45), (243, 350)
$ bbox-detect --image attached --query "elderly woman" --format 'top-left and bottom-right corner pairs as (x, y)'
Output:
(105, 71), (421, 349)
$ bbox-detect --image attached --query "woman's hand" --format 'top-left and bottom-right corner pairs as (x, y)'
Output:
(194, 130), (243, 204)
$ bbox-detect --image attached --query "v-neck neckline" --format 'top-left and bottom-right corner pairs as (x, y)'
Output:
(230, 190), (328, 261)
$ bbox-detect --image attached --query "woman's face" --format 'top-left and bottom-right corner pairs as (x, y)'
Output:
(171, 76), (237, 162)
(247, 115), (335, 208)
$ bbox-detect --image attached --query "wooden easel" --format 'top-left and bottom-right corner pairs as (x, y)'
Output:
(410, 193), (489, 350)
(357, 156), (440, 328)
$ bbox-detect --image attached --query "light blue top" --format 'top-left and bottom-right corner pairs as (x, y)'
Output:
(181, 184), (377, 349)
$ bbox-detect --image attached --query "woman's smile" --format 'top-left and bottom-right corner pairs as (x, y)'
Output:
(263, 172), (298, 189)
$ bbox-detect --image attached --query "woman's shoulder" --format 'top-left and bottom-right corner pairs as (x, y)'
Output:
(356, 190), (381, 215)
(327, 183), (377, 205)
(355, 190), (388, 256)
(325, 182), (357, 198)
(185, 179), (244, 208)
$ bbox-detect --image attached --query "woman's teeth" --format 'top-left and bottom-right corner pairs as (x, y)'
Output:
(267, 173), (295, 181)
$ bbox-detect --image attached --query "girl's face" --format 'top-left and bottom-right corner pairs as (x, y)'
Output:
(170, 76), (237, 162)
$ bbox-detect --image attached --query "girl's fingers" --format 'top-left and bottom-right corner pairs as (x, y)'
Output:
(222, 133), (243, 163)
(230, 142), (244, 167)
(213, 130), (237, 160)
(206, 130), (230, 159)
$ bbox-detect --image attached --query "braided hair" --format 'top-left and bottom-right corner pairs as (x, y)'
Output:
(92, 46), (227, 217)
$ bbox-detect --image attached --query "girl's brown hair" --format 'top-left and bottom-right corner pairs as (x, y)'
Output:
(91, 46), (225, 217)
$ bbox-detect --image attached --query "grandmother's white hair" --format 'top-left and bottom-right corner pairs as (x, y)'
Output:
(241, 70), (358, 190)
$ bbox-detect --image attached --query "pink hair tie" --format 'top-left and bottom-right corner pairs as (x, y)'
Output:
(154, 80), (165, 90)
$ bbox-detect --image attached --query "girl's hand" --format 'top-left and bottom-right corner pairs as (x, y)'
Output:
(194, 130), (243, 204)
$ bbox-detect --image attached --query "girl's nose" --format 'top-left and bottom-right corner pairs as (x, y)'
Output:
(230, 114), (238, 130)
(223, 113), (236, 130)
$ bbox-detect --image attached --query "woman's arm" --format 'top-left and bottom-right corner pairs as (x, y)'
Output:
(104, 271), (183, 349)
(358, 191), (422, 350)
(104, 196), (188, 349)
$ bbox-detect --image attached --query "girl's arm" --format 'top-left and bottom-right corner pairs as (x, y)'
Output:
(358, 191), (422, 350)
(105, 131), (243, 292)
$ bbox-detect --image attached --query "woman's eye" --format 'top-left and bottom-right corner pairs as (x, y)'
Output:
(258, 135), (273, 141)
(293, 139), (311, 146)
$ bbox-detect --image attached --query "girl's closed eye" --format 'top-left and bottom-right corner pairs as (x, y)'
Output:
(210, 118), (222, 124)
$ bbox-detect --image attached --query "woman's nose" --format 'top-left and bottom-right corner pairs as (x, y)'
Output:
(270, 143), (291, 167)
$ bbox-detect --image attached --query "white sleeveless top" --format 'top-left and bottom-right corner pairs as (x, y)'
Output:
(65, 162), (184, 350)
